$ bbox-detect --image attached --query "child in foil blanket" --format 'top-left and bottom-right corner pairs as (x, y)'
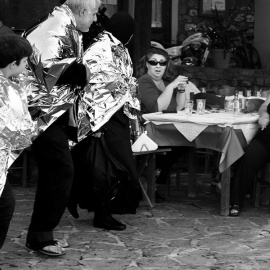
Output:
(0, 34), (36, 249)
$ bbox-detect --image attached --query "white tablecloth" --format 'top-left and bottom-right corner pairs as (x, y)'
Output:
(143, 111), (260, 143)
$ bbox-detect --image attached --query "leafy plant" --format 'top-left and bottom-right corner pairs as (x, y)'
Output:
(188, 5), (260, 68)
(205, 7), (241, 53)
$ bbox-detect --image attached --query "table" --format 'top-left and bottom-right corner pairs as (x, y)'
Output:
(143, 111), (260, 215)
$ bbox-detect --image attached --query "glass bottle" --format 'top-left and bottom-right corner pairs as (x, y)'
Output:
(189, 91), (194, 101)
(233, 91), (240, 114)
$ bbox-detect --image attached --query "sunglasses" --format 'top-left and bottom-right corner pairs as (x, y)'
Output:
(147, 60), (167, 66)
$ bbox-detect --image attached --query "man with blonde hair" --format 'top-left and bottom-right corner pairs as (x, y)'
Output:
(23, 0), (100, 257)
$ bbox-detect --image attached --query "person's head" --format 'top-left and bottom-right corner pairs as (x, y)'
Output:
(65, 0), (101, 32)
(0, 34), (32, 78)
(0, 20), (15, 36)
(104, 12), (135, 46)
(136, 47), (169, 80)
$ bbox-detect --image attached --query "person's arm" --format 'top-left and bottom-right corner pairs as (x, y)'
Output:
(175, 91), (186, 111)
(258, 95), (270, 130)
(176, 81), (201, 111)
(158, 75), (186, 111)
(164, 75), (188, 111)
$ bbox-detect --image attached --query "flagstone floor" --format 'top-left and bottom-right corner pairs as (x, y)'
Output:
(1, 171), (270, 270)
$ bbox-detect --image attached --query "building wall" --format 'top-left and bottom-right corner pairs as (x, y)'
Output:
(0, 0), (256, 42)
(177, 0), (254, 44)
(254, 0), (270, 69)
(170, 65), (270, 92)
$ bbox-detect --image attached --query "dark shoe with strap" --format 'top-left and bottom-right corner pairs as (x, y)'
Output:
(229, 205), (240, 216)
(93, 214), (126, 231)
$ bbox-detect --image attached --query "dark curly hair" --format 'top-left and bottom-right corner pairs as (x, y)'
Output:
(0, 34), (32, 68)
(136, 47), (169, 78)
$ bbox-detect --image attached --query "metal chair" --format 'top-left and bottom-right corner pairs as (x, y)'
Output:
(254, 162), (270, 207)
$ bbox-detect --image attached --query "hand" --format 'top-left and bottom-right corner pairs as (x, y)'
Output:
(92, 131), (103, 138)
(171, 75), (188, 91)
(259, 115), (269, 130)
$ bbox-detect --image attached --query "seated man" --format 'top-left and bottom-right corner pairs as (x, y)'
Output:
(230, 93), (270, 216)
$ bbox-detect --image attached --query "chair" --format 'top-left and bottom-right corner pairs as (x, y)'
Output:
(246, 98), (264, 113)
(166, 155), (188, 197)
(254, 162), (270, 207)
(133, 148), (171, 207)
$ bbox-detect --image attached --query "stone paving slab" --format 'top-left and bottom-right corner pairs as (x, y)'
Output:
(1, 181), (270, 270)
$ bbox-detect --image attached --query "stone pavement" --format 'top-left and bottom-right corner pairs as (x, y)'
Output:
(1, 174), (270, 270)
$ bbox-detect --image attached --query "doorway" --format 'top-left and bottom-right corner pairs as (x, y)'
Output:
(151, 0), (172, 47)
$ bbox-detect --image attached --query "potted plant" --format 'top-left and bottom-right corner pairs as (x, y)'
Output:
(199, 8), (241, 68)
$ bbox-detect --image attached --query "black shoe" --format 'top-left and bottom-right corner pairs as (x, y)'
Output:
(93, 214), (126, 231)
(155, 191), (166, 203)
(67, 201), (79, 219)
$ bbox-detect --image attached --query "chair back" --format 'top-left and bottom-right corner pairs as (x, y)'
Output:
(194, 93), (225, 110)
(246, 98), (264, 113)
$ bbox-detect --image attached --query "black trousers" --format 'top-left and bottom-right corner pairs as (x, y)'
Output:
(230, 138), (270, 208)
(102, 110), (140, 213)
(103, 110), (138, 186)
(0, 180), (15, 249)
(27, 123), (74, 244)
(68, 109), (140, 217)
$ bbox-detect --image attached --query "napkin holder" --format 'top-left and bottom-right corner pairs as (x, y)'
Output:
(132, 133), (158, 152)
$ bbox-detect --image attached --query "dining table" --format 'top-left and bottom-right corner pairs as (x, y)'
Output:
(142, 110), (260, 216)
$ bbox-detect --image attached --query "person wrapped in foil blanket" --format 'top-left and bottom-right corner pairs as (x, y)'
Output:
(79, 30), (140, 140)
(68, 12), (141, 222)
(23, 4), (84, 139)
(0, 72), (36, 197)
(24, 4), (140, 144)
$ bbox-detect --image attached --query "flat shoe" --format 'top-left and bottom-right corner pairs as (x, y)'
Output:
(26, 240), (66, 257)
(55, 239), (70, 248)
(67, 203), (79, 219)
(229, 205), (240, 217)
(94, 215), (126, 231)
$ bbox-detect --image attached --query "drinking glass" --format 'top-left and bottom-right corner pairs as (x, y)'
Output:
(196, 99), (206, 114)
(185, 100), (193, 115)
(224, 100), (234, 114)
(177, 82), (187, 93)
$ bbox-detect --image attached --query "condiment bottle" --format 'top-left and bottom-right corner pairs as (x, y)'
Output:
(233, 91), (240, 114)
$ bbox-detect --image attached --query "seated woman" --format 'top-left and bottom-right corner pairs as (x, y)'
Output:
(136, 47), (200, 199)
(230, 94), (270, 216)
